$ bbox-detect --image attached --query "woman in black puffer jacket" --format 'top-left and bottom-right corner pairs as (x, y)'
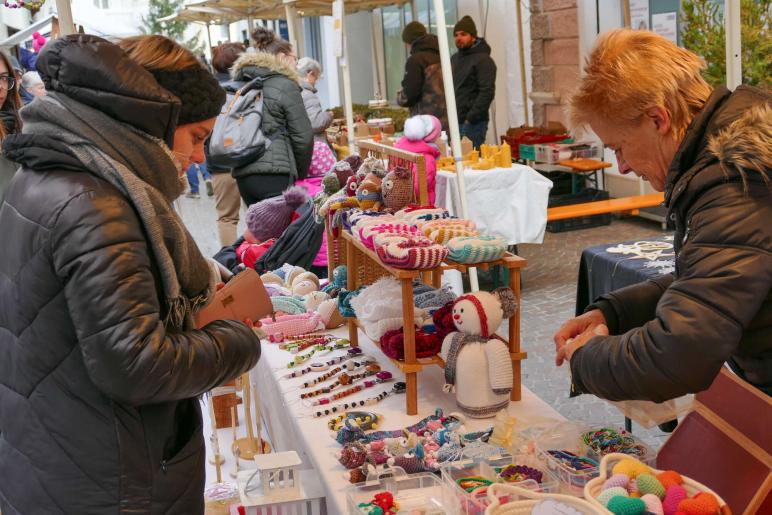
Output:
(0, 35), (261, 514)
(554, 29), (771, 402)
(231, 27), (313, 206)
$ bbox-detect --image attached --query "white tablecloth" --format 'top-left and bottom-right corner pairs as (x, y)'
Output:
(205, 326), (563, 514)
(435, 165), (553, 245)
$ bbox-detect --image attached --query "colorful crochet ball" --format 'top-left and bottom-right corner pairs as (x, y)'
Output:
(628, 478), (640, 497)
(636, 473), (666, 499)
(662, 485), (688, 515)
(677, 493), (720, 515)
(603, 473), (631, 491)
(607, 496), (646, 515)
(657, 471), (684, 489)
(612, 458), (651, 479)
(641, 494), (665, 515)
(598, 487), (629, 507)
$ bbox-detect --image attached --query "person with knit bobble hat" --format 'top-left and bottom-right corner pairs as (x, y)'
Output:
(396, 21), (448, 131)
(452, 15), (497, 148)
(395, 114), (442, 205)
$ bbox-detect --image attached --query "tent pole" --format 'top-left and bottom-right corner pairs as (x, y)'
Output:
(431, 0), (478, 291)
(206, 22), (214, 58)
(335, 0), (356, 154)
(515, 0), (529, 125)
(621, 0), (631, 27)
(55, 0), (76, 36)
(724, 0), (741, 90)
(284, 1), (299, 53)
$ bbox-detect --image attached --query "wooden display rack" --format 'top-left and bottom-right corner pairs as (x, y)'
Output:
(325, 140), (429, 277)
(342, 231), (528, 415)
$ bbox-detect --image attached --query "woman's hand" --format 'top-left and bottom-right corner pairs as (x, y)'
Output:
(556, 324), (609, 366)
(554, 309), (606, 365)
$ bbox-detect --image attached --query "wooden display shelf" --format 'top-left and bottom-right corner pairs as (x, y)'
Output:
(341, 230), (528, 415)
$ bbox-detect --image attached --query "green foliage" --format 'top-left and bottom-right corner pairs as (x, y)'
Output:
(681, 0), (771, 88)
(140, 0), (204, 55)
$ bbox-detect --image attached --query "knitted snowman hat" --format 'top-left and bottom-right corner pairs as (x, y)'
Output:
(451, 288), (517, 337)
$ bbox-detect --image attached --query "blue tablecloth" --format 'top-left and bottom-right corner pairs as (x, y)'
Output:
(576, 234), (675, 315)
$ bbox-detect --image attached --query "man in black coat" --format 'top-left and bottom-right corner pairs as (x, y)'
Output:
(451, 16), (496, 148)
(397, 21), (448, 131)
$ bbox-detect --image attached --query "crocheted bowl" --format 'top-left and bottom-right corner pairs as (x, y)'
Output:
(584, 453), (728, 513)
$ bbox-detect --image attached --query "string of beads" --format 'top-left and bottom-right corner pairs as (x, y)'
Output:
(312, 382), (406, 417)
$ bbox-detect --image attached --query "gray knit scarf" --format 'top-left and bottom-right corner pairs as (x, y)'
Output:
(22, 93), (214, 330)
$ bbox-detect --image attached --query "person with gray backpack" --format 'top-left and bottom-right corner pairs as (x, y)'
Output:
(226, 28), (313, 206)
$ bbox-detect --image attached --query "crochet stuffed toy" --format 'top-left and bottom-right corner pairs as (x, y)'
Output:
(440, 288), (517, 418)
(290, 271), (320, 296)
(260, 312), (322, 342)
(322, 265), (347, 297)
(312, 173), (341, 220)
(331, 160), (354, 187)
(358, 156), (387, 179)
(330, 172), (383, 211)
(381, 167), (414, 212)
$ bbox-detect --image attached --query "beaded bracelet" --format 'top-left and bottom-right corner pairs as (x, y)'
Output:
(285, 339), (350, 368)
(286, 332), (333, 342)
(282, 348), (362, 380)
(546, 450), (598, 471)
(301, 364), (380, 398)
(581, 427), (646, 458)
(300, 357), (375, 389)
(282, 336), (332, 354)
(312, 381), (406, 417)
(309, 370), (390, 405)
(327, 411), (380, 432)
(302, 367), (387, 400)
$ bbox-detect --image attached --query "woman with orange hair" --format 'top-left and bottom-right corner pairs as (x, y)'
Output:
(554, 29), (771, 402)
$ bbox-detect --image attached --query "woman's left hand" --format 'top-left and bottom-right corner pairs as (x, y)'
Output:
(214, 260), (233, 283)
(556, 324), (609, 366)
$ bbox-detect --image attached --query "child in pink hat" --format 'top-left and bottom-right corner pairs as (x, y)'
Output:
(394, 114), (441, 205)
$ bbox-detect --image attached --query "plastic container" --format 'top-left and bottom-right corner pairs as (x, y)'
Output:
(584, 453), (729, 514)
(484, 484), (604, 515)
(441, 454), (558, 515)
(347, 467), (456, 514)
(533, 141), (601, 164)
(534, 422), (656, 495)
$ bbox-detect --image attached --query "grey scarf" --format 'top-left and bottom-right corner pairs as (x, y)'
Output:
(22, 93), (214, 329)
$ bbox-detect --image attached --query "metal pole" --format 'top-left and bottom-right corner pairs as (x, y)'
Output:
(55, 0), (76, 36)
(515, 0), (529, 126)
(335, 0), (355, 154)
(724, 0), (742, 90)
(432, 0), (478, 291)
(205, 22), (213, 57)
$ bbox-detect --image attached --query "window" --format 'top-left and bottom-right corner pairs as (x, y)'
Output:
(242, 29), (248, 43)
(304, 17), (323, 63)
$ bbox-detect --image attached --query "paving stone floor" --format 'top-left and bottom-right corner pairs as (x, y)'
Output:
(179, 191), (673, 450)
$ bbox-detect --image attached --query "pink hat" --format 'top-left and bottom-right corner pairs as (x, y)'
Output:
(403, 114), (441, 143)
(32, 32), (46, 53)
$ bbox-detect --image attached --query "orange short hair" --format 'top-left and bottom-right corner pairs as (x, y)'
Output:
(568, 29), (712, 139)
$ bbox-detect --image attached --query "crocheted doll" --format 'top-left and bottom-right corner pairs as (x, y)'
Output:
(330, 172), (383, 211)
(381, 167), (414, 212)
(440, 288), (517, 418)
(322, 265), (347, 297)
(312, 173), (341, 220)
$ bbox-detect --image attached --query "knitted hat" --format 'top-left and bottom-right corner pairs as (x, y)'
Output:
(245, 186), (308, 242)
(454, 16), (477, 37)
(151, 65), (226, 125)
(403, 115), (441, 143)
(402, 21), (427, 44)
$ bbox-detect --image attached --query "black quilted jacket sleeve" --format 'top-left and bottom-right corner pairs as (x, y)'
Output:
(51, 189), (261, 406)
(570, 183), (772, 402)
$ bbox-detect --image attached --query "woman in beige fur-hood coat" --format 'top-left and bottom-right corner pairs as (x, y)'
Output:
(230, 51), (313, 205)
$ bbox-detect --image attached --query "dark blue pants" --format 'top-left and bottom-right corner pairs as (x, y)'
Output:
(186, 162), (212, 194)
(460, 120), (489, 149)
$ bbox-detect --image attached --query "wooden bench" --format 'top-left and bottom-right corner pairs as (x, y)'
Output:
(547, 193), (665, 222)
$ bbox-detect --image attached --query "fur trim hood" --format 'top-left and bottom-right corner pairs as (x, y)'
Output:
(230, 51), (301, 83)
(708, 102), (771, 188)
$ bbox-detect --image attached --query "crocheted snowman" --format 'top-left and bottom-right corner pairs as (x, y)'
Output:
(440, 288), (517, 418)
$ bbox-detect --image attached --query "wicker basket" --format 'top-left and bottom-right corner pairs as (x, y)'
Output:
(484, 484), (603, 514)
(583, 453), (728, 513)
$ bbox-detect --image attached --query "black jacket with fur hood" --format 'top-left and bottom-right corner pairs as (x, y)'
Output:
(571, 85), (772, 402)
(230, 52), (313, 181)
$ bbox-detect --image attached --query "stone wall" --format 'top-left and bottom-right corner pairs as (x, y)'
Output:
(529, 0), (580, 127)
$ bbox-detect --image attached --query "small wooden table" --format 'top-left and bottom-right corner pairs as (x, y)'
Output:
(342, 230), (528, 415)
(557, 158), (613, 193)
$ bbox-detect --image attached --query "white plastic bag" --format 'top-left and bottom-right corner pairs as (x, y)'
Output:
(608, 395), (695, 429)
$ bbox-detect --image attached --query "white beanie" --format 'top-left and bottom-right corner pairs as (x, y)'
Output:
(403, 115), (432, 141)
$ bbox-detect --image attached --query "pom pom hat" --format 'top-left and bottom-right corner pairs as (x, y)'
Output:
(245, 186), (308, 242)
